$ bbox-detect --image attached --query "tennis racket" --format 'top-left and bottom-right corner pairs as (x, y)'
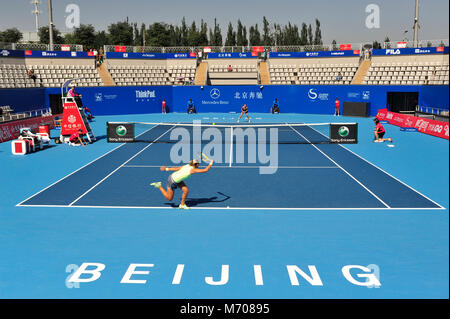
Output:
(198, 152), (212, 163)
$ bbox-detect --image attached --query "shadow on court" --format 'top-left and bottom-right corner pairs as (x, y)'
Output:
(164, 192), (231, 207)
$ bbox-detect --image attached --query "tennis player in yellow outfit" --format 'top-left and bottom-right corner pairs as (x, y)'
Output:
(150, 159), (214, 209)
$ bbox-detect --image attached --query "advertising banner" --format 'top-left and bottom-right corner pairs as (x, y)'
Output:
(330, 123), (358, 143)
(0, 115), (57, 143)
(269, 50), (360, 58)
(60, 102), (87, 136)
(107, 122), (135, 142)
(376, 109), (449, 139)
(372, 46), (449, 56)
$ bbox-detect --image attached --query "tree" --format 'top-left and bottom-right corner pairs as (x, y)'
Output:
(225, 22), (236, 46)
(249, 24), (261, 46)
(38, 26), (64, 44)
(210, 18), (222, 46)
(0, 28), (23, 43)
(107, 21), (134, 45)
(236, 20), (248, 46)
(332, 39), (338, 50)
(262, 16), (272, 46)
(180, 17), (189, 46)
(198, 19), (209, 46)
(384, 36), (391, 48)
(307, 24), (313, 45)
(300, 23), (308, 45)
(372, 40), (382, 49)
(146, 22), (171, 47)
(314, 19), (322, 45)
(66, 24), (97, 49)
(188, 21), (199, 46)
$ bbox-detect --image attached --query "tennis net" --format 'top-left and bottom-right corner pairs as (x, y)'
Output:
(106, 122), (358, 144)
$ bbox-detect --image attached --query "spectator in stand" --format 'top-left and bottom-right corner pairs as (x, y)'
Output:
(187, 99), (197, 114)
(227, 64), (233, 72)
(27, 69), (37, 84)
(336, 72), (343, 81)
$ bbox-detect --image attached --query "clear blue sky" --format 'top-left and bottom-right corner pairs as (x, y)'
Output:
(0, 0), (448, 44)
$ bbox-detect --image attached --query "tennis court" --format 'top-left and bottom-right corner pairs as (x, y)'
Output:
(1, 112), (448, 299)
(17, 121), (442, 210)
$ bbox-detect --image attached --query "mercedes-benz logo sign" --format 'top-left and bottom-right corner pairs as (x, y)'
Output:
(210, 88), (220, 99)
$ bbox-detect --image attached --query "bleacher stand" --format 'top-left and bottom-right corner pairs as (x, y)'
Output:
(363, 54), (449, 85)
(268, 57), (359, 85)
(109, 64), (170, 86)
(207, 60), (258, 85)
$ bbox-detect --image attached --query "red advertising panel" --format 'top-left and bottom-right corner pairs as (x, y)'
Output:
(60, 102), (87, 136)
(376, 109), (449, 139)
(0, 115), (58, 143)
(114, 46), (126, 53)
(340, 44), (351, 50)
(252, 46), (265, 53)
(436, 46), (444, 52)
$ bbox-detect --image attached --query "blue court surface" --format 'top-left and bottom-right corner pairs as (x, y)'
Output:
(0, 112), (448, 299)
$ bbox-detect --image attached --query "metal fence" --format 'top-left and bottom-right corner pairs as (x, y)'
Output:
(103, 39), (447, 54)
(0, 43), (84, 51)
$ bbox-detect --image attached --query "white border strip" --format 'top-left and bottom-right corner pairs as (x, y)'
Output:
(122, 165), (339, 169)
(16, 124), (161, 207)
(16, 204), (445, 211)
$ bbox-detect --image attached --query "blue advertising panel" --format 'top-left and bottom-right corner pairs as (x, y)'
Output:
(1, 85), (448, 117)
(269, 50), (360, 58)
(207, 52), (257, 59)
(105, 52), (196, 59)
(0, 49), (94, 59)
(372, 46), (449, 56)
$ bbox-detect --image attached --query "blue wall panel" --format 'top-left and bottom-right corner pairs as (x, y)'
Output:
(1, 84), (448, 117)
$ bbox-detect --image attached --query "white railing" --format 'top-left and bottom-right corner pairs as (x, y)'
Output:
(382, 39), (448, 49)
(0, 107), (52, 123)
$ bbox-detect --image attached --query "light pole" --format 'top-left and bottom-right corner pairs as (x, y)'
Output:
(48, 0), (54, 50)
(413, 0), (419, 47)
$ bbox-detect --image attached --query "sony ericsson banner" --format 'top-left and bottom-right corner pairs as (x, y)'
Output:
(269, 50), (360, 59)
(329, 123), (358, 144)
(107, 122), (135, 142)
(372, 46), (449, 56)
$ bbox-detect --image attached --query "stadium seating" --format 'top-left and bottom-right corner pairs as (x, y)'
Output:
(0, 62), (103, 88)
(363, 60), (449, 85)
(109, 64), (170, 86)
(268, 58), (359, 85)
(207, 60), (259, 85)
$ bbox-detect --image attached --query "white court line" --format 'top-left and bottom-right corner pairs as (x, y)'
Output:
(68, 125), (177, 206)
(287, 124), (391, 208)
(307, 124), (446, 209)
(16, 204), (445, 211)
(122, 165), (339, 169)
(16, 124), (161, 207)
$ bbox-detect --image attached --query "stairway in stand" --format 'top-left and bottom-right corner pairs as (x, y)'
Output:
(97, 63), (115, 86)
(259, 61), (271, 85)
(351, 59), (371, 84)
